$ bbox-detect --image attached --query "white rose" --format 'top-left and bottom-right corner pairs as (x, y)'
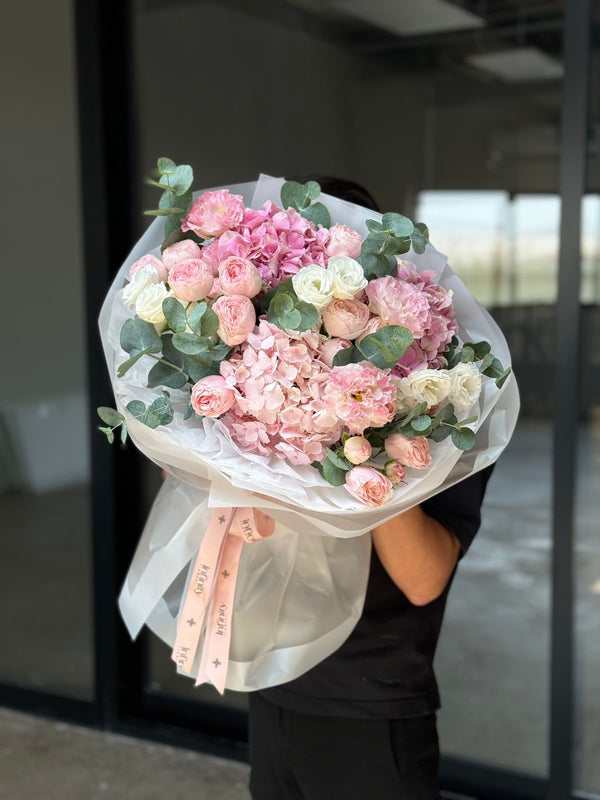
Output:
(327, 256), (368, 299)
(123, 264), (159, 308)
(392, 368), (452, 412)
(135, 283), (172, 324)
(292, 265), (335, 310)
(448, 362), (482, 413)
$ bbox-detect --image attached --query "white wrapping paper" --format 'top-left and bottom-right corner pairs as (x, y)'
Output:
(99, 175), (520, 691)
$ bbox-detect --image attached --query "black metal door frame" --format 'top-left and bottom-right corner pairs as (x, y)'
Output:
(0, 0), (595, 797)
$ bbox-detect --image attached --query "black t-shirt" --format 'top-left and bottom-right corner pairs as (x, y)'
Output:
(257, 465), (495, 718)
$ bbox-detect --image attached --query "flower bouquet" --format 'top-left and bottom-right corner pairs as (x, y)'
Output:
(98, 160), (519, 692)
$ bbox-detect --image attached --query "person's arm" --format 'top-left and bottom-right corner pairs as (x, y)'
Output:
(371, 506), (461, 607)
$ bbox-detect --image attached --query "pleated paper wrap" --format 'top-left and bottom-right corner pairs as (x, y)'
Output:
(99, 175), (520, 691)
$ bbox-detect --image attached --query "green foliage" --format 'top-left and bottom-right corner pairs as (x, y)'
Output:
(144, 156), (196, 251)
(125, 395), (174, 429)
(332, 346), (356, 368)
(280, 180), (331, 228)
(451, 427), (476, 451)
(359, 213), (430, 279)
(355, 325), (413, 370)
(147, 360), (187, 389)
(325, 448), (353, 471)
(120, 316), (162, 355)
(318, 458), (348, 486)
(162, 297), (187, 333)
(97, 407), (125, 427)
(266, 287), (319, 332)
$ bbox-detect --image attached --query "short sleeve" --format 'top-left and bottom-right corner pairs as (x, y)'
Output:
(420, 464), (495, 560)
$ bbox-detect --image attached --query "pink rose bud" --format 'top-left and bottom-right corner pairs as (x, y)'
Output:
(357, 315), (384, 343)
(212, 295), (256, 345)
(190, 375), (235, 418)
(168, 258), (214, 302)
(343, 436), (372, 465)
(384, 460), (406, 484)
(384, 434), (432, 469)
(162, 239), (202, 271)
(129, 253), (168, 283)
(181, 189), (245, 239)
(319, 337), (352, 368)
(344, 466), (393, 507)
(218, 256), (263, 298)
(326, 224), (363, 259)
(322, 298), (370, 340)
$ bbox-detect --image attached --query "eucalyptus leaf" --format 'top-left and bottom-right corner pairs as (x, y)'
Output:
(365, 219), (384, 233)
(98, 426), (115, 444)
(411, 414), (432, 432)
(161, 334), (185, 367)
(459, 345), (475, 363)
(150, 396), (174, 425)
(451, 427), (476, 451)
(326, 448), (352, 471)
(147, 360), (187, 390)
(162, 297), (187, 333)
(120, 317), (162, 354)
(117, 348), (148, 378)
(97, 407), (124, 427)
(120, 422), (128, 445)
(200, 306), (220, 337)
(381, 213), (414, 238)
(186, 360), (218, 383)
(163, 214), (182, 240)
(319, 458), (348, 487)
(332, 346), (356, 368)
(293, 301), (319, 331)
(301, 202), (331, 229)
(496, 367), (512, 388)
(411, 228), (427, 255)
(281, 181), (307, 211)
(172, 332), (211, 355)
(143, 207), (185, 216)
(430, 425), (452, 442)
(170, 164), (194, 196)
(183, 398), (194, 420)
(157, 157), (176, 175)
(356, 325), (413, 369)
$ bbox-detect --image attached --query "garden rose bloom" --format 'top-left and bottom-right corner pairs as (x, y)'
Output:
(212, 295), (256, 345)
(134, 282), (172, 324)
(292, 265), (335, 309)
(344, 436), (372, 465)
(319, 337), (352, 368)
(327, 256), (367, 299)
(168, 258), (214, 302)
(384, 460), (406, 484)
(181, 189), (244, 238)
(448, 362), (482, 413)
(323, 362), (396, 435)
(326, 224), (363, 259)
(123, 263), (159, 308)
(129, 253), (168, 283)
(199, 239), (221, 275)
(384, 434), (431, 469)
(322, 298), (370, 340)
(392, 368), (452, 413)
(366, 276), (431, 337)
(344, 466), (393, 507)
(190, 375), (235, 418)
(218, 256), (263, 298)
(162, 240), (202, 271)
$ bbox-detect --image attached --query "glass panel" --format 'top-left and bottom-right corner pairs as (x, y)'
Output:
(132, 0), (563, 773)
(575, 29), (600, 793)
(0, 0), (94, 698)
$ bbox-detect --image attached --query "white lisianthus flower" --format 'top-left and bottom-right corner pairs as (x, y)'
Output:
(123, 263), (159, 308)
(392, 368), (452, 413)
(135, 282), (172, 324)
(292, 265), (335, 310)
(327, 256), (368, 299)
(448, 362), (483, 413)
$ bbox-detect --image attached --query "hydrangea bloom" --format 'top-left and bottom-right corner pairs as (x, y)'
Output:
(219, 319), (342, 465)
(322, 362), (396, 435)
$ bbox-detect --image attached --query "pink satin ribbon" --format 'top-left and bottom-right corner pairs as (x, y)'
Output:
(171, 506), (274, 694)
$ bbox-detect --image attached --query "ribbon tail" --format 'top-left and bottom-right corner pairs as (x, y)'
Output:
(195, 533), (245, 693)
(171, 507), (234, 674)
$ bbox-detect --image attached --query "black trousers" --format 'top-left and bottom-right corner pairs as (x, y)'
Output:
(248, 693), (441, 800)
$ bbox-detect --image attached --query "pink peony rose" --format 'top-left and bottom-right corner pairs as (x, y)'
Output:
(344, 466), (393, 507)
(322, 298), (370, 340)
(343, 436), (372, 465)
(129, 253), (168, 283)
(365, 276), (431, 337)
(168, 258), (214, 302)
(384, 460), (406, 484)
(323, 362), (396, 435)
(356, 315), (384, 343)
(162, 240), (202, 271)
(319, 337), (352, 368)
(199, 239), (222, 276)
(218, 256), (263, 298)
(181, 190), (245, 238)
(326, 224), (363, 259)
(190, 375), (235, 418)
(384, 434), (431, 468)
(212, 295), (256, 345)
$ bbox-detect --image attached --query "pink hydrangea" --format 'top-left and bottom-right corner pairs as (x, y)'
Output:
(219, 319), (342, 465)
(322, 362), (396, 435)
(216, 201), (330, 288)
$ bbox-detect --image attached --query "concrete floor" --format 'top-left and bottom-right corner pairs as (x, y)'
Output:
(0, 707), (251, 800)
(0, 419), (598, 794)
